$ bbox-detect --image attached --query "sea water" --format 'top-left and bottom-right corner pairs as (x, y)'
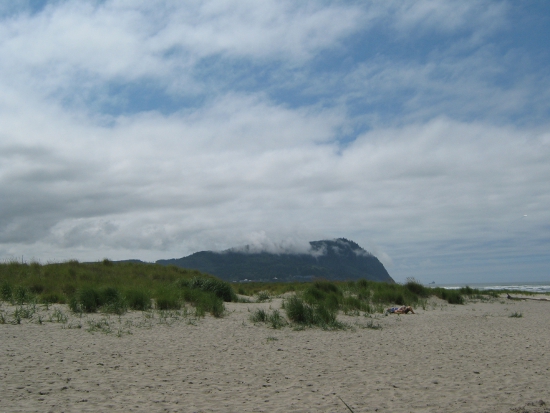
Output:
(428, 282), (550, 294)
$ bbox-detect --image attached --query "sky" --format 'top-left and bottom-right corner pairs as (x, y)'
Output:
(0, 0), (549, 284)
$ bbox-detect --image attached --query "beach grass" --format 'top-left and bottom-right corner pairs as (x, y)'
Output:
(250, 308), (287, 328)
(0, 261), (236, 317)
(255, 291), (271, 302)
(1, 260), (510, 330)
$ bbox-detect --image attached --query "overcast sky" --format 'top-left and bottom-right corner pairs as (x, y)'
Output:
(1, 1), (549, 284)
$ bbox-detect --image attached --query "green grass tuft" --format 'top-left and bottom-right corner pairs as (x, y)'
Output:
(250, 308), (287, 328)
(255, 291), (271, 302)
(125, 288), (152, 311)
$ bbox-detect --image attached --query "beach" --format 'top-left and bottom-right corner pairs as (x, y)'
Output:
(1, 296), (549, 412)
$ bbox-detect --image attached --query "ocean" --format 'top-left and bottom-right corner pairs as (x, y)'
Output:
(426, 281), (550, 294)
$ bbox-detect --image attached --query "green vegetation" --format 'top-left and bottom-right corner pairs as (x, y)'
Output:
(1, 260), (515, 331)
(0, 260), (235, 317)
(255, 291), (271, 302)
(250, 308), (287, 329)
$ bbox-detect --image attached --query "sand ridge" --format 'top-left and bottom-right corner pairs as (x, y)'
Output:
(1, 297), (549, 412)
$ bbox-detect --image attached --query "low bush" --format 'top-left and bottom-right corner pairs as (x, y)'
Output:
(250, 308), (268, 323)
(372, 289), (405, 305)
(312, 280), (340, 294)
(284, 295), (314, 324)
(255, 291), (270, 302)
(342, 296), (370, 313)
(251, 308), (287, 328)
(155, 288), (182, 310)
(28, 284), (45, 294)
(125, 288), (151, 311)
(1, 282), (12, 301)
(13, 286), (34, 305)
(68, 286), (128, 313)
(75, 287), (101, 312)
(196, 293), (225, 317)
(179, 287), (225, 317)
(404, 278), (429, 297)
(39, 292), (64, 305)
(433, 288), (464, 304)
(175, 276), (236, 302)
(267, 309), (286, 329)
(283, 295), (341, 329)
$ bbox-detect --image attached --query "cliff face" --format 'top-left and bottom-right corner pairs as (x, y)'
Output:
(157, 238), (394, 283)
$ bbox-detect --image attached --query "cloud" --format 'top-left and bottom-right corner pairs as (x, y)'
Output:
(0, 1), (548, 283)
(224, 231), (314, 255)
(0, 0), (366, 110)
(3, 105), (547, 263)
(388, 0), (508, 38)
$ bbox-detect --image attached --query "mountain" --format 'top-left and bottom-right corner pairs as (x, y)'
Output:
(156, 238), (394, 283)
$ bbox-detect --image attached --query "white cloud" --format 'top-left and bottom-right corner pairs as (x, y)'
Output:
(225, 231), (314, 255)
(0, 0), (366, 105)
(2, 100), (548, 272)
(0, 1), (548, 283)
(387, 0), (508, 39)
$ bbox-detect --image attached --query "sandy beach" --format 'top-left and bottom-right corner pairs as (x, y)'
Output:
(1, 296), (549, 412)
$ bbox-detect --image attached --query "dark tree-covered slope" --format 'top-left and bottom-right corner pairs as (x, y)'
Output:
(156, 238), (394, 283)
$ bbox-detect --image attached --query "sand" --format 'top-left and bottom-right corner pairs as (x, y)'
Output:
(1, 296), (549, 412)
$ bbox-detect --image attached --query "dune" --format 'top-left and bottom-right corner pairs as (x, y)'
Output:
(0, 296), (548, 412)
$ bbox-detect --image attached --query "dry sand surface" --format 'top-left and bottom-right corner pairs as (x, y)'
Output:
(1, 296), (549, 412)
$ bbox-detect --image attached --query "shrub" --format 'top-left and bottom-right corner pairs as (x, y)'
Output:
(173, 278), (190, 289)
(372, 289), (405, 305)
(267, 309), (287, 329)
(29, 284), (45, 294)
(303, 287), (323, 303)
(99, 287), (127, 314)
(251, 308), (287, 328)
(125, 288), (151, 311)
(256, 291), (270, 302)
(404, 278), (429, 297)
(40, 292), (64, 305)
(187, 277), (236, 302)
(197, 293), (225, 317)
(312, 280), (339, 294)
(342, 296), (369, 313)
(444, 289), (464, 304)
(69, 286), (126, 313)
(283, 295), (340, 328)
(155, 288), (181, 310)
(432, 288), (464, 304)
(284, 296), (314, 324)
(182, 288), (225, 317)
(99, 287), (121, 304)
(1, 282), (12, 301)
(68, 295), (80, 313)
(250, 308), (268, 323)
(357, 279), (370, 289)
(303, 283), (341, 310)
(62, 284), (76, 296)
(314, 303), (338, 325)
(13, 286), (33, 305)
(75, 287), (101, 312)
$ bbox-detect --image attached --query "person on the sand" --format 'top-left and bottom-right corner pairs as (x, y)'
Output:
(387, 305), (415, 314)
